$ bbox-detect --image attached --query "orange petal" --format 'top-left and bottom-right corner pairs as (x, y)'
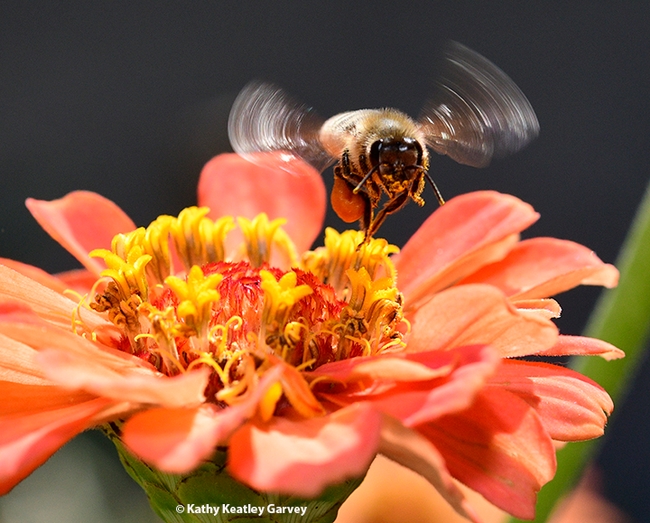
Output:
(408, 284), (558, 358)
(0, 258), (69, 294)
(0, 381), (96, 416)
(490, 360), (614, 441)
(308, 350), (464, 384)
(537, 335), (625, 360)
(420, 388), (556, 520)
(54, 268), (98, 294)
(0, 303), (138, 371)
(278, 361), (325, 418)
(120, 365), (284, 472)
(319, 346), (501, 426)
(394, 191), (539, 311)
(513, 298), (562, 319)
(26, 191), (136, 276)
(198, 153), (326, 253)
(378, 416), (481, 523)
(37, 350), (209, 408)
(228, 403), (382, 497)
(0, 264), (113, 335)
(459, 237), (619, 299)
(0, 330), (50, 385)
(0, 397), (113, 495)
(122, 405), (225, 473)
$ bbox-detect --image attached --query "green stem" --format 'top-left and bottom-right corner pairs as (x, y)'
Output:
(508, 180), (650, 523)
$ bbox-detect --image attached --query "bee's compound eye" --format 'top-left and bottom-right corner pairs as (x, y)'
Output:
(331, 176), (365, 223)
(369, 140), (382, 167)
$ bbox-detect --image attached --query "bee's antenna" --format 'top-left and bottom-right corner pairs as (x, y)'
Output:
(353, 164), (379, 194)
(424, 172), (446, 206)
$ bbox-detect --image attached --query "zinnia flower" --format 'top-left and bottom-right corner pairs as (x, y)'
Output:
(0, 153), (622, 522)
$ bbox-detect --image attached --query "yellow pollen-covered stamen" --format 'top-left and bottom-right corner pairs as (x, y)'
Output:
(63, 288), (85, 303)
(185, 352), (210, 371)
(111, 227), (146, 261)
(141, 215), (174, 283)
(70, 296), (92, 337)
(171, 207), (209, 269)
(328, 267), (404, 357)
(171, 207), (235, 271)
(301, 228), (399, 298)
(345, 267), (393, 314)
(237, 213), (298, 267)
(91, 248), (151, 301)
(355, 236), (399, 281)
(401, 316), (412, 335)
(208, 215), (237, 262)
(379, 338), (406, 353)
(165, 265), (223, 340)
(188, 352), (229, 384)
(276, 321), (309, 361)
(302, 228), (362, 293)
(260, 270), (313, 332)
(138, 303), (181, 363)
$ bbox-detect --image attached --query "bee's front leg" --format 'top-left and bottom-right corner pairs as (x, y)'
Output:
(361, 196), (374, 237)
(365, 191), (410, 239)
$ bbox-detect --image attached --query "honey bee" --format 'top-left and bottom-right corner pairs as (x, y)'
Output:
(228, 41), (539, 239)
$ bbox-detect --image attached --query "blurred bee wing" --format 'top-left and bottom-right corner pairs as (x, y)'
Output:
(228, 81), (334, 174)
(419, 41), (539, 168)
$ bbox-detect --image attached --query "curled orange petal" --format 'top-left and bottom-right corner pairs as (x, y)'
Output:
(537, 334), (625, 360)
(26, 191), (136, 276)
(490, 360), (614, 441)
(459, 237), (619, 299)
(198, 153), (326, 253)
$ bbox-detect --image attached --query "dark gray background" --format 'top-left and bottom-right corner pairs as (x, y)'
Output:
(1, 2), (648, 521)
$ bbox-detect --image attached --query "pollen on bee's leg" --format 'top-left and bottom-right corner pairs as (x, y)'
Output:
(331, 176), (366, 223)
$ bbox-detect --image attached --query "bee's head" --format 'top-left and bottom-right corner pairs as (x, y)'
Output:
(369, 137), (424, 178)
